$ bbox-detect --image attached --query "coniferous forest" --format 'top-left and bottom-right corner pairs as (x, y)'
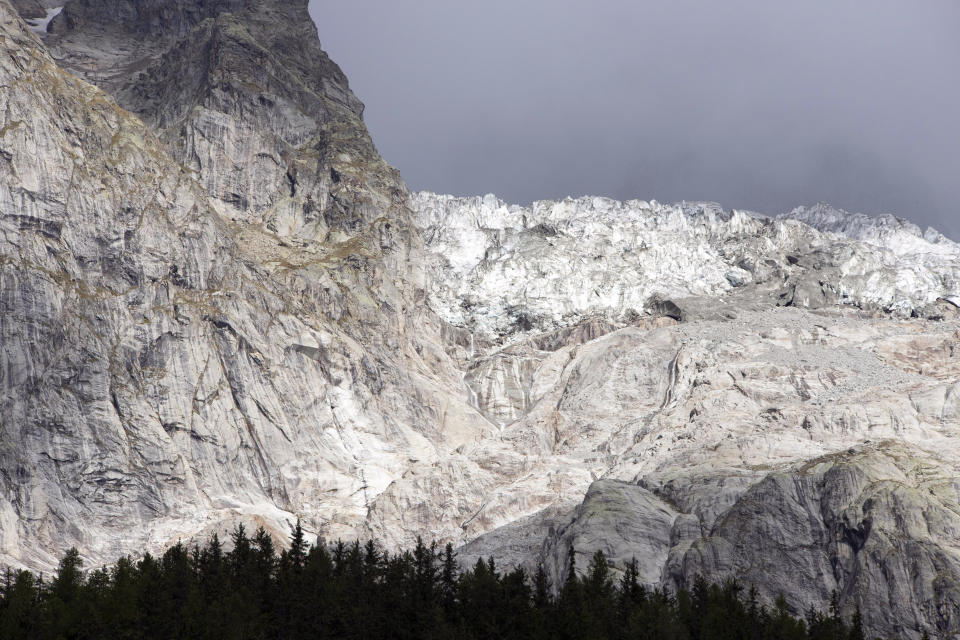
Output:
(0, 521), (877, 640)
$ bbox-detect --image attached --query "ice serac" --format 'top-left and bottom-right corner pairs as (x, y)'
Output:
(410, 192), (960, 337)
(2, 1), (960, 638)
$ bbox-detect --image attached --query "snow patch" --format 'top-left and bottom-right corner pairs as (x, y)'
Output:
(25, 6), (62, 36)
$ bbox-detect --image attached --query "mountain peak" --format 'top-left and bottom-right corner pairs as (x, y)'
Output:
(51, 0), (307, 38)
(43, 0), (404, 236)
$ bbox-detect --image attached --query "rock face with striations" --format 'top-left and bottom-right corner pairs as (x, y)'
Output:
(2, 2), (959, 638)
(0, 0), (490, 571)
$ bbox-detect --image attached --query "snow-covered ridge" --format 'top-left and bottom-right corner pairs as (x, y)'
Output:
(780, 202), (958, 257)
(410, 192), (960, 338)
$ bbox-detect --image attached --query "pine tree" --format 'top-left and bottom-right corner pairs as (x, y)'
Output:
(618, 555), (645, 634)
(830, 589), (841, 622)
(231, 524), (252, 576)
(332, 538), (347, 577)
(533, 562), (551, 610)
(199, 533), (233, 636)
(0, 570), (40, 640)
(585, 549), (613, 599)
(50, 547), (83, 604)
(46, 547), (84, 638)
(277, 520), (315, 639)
(455, 556), (499, 638)
(440, 542), (458, 617)
(686, 574), (710, 640)
(849, 605), (866, 640)
(289, 518), (308, 571)
(108, 556), (140, 639)
(582, 550), (614, 638)
(413, 537), (438, 603)
(559, 544), (584, 640)
(829, 589), (846, 640)
(502, 566), (533, 638)
(563, 543), (577, 590)
(746, 584), (761, 640)
(364, 539), (381, 579)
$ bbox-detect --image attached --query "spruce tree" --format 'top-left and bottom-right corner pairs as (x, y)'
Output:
(440, 542), (459, 616)
(533, 562), (551, 610)
(0, 570), (40, 640)
(289, 518), (309, 571)
(563, 543), (578, 591)
(50, 547), (83, 604)
(559, 544), (584, 640)
(849, 606), (866, 640)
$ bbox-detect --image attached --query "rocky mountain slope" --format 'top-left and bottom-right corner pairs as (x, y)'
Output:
(2, 1), (958, 638)
(0, 0), (489, 571)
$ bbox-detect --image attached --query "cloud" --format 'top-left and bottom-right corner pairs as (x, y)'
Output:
(310, 0), (960, 239)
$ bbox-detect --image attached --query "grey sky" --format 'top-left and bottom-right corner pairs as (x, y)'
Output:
(309, 1), (960, 239)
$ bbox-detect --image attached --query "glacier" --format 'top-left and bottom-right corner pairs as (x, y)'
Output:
(411, 192), (960, 339)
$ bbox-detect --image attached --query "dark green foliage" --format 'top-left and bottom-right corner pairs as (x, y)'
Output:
(0, 533), (885, 640)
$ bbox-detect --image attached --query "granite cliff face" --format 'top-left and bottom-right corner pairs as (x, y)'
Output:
(0, 0), (490, 571)
(2, 1), (959, 638)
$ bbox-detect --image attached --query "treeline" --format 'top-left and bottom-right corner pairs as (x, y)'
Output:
(0, 521), (874, 640)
